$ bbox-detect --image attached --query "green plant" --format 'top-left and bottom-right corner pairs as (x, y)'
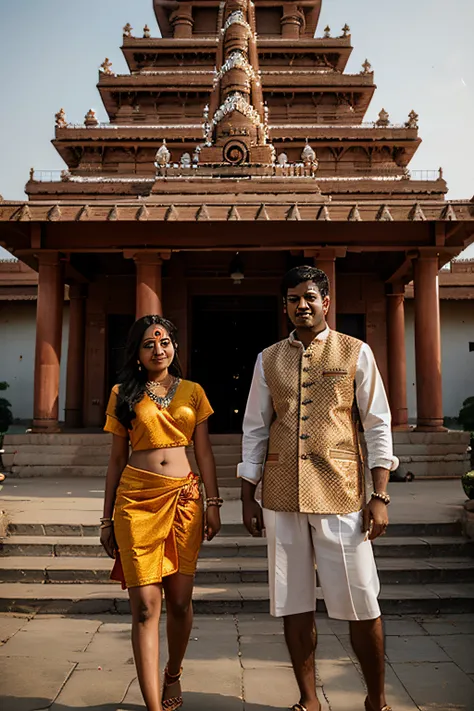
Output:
(462, 471), (474, 500)
(458, 396), (474, 432)
(0, 382), (13, 433)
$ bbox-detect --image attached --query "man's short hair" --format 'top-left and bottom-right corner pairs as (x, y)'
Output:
(281, 265), (330, 299)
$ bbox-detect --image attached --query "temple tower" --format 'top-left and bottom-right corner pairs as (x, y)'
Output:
(198, 0), (274, 166)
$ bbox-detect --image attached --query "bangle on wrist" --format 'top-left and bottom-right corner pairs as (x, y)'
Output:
(206, 496), (223, 508)
(370, 491), (390, 505)
(100, 521), (113, 529)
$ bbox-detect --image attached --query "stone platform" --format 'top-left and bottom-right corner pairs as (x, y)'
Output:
(0, 478), (473, 616)
(2, 430), (470, 481)
(1, 611), (474, 711)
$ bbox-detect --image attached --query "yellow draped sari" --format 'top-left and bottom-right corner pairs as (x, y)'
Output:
(111, 465), (203, 589)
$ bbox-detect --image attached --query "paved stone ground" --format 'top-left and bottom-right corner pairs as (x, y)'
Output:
(0, 478), (467, 528)
(1, 612), (473, 711)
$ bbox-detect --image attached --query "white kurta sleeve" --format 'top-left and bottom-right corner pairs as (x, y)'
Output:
(355, 343), (399, 472)
(237, 353), (274, 485)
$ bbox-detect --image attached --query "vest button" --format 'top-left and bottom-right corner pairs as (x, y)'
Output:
(301, 415), (309, 421)
(301, 454), (308, 460)
(303, 367), (309, 373)
(300, 434), (309, 440)
(304, 353), (311, 358)
(302, 399), (313, 405)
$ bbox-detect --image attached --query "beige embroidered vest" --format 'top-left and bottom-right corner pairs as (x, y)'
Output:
(261, 330), (365, 514)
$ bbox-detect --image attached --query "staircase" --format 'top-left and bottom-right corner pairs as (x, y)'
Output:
(2, 433), (242, 489)
(1, 519), (473, 615)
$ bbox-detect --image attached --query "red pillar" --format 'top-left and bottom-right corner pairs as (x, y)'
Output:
(33, 252), (64, 432)
(134, 253), (163, 319)
(386, 282), (409, 429)
(65, 284), (86, 428)
(413, 253), (446, 431)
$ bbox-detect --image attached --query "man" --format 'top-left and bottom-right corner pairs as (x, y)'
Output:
(238, 265), (398, 711)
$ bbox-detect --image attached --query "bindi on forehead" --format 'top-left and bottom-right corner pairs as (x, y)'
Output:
(153, 329), (163, 338)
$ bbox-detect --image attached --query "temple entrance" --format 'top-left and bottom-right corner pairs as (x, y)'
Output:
(336, 313), (367, 342)
(191, 295), (279, 433)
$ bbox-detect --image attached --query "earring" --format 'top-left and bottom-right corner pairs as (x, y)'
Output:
(137, 360), (142, 372)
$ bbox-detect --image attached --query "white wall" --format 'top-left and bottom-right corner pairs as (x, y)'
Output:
(405, 300), (474, 420)
(0, 301), (69, 422)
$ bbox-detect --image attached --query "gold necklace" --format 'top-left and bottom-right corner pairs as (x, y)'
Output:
(146, 377), (181, 409)
(147, 375), (173, 391)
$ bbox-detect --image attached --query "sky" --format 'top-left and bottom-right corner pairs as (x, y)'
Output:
(0, 0), (473, 257)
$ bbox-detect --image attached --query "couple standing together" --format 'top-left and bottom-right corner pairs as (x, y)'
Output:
(101, 265), (397, 711)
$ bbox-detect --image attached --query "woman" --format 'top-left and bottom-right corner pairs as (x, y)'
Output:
(100, 315), (221, 711)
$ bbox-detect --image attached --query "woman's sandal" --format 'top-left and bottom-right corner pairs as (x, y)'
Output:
(162, 666), (183, 711)
(364, 697), (392, 711)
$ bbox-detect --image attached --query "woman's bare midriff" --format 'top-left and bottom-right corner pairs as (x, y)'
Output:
(128, 446), (191, 478)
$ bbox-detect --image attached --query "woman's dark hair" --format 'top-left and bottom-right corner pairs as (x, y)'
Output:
(281, 265), (330, 300)
(115, 315), (182, 429)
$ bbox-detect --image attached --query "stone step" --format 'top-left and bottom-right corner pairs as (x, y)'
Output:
(2, 535), (473, 559)
(0, 581), (473, 615)
(7, 464), (239, 479)
(6, 446), (241, 468)
(1, 556), (472, 586)
(6, 520), (463, 539)
(3, 433), (242, 446)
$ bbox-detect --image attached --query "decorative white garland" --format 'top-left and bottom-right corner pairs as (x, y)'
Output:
(211, 92), (264, 131)
(223, 10), (251, 35)
(214, 50), (258, 86)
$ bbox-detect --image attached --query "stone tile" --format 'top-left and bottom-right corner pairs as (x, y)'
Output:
(79, 622), (134, 667)
(124, 676), (243, 711)
(183, 658), (243, 707)
(419, 618), (474, 636)
(316, 634), (352, 662)
(432, 635), (474, 674)
(385, 635), (451, 664)
(50, 664), (137, 709)
(0, 656), (75, 711)
(326, 618), (350, 636)
(335, 635), (359, 665)
(317, 659), (367, 711)
(243, 667), (301, 708)
(192, 615), (238, 635)
(0, 616), (101, 660)
(236, 614), (283, 636)
(185, 631), (239, 661)
(0, 614), (30, 644)
(384, 665), (420, 711)
(391, 661), (474, 710)
(239, 635), (292, 668)
(384, 618), (427, 636)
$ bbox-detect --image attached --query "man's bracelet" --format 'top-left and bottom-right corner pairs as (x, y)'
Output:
(370, 491), (390, 505)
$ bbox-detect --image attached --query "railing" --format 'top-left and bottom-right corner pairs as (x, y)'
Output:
(60, 121), (413, 131)
(30, 170), (64, 182)
(30, 168), (443, 183)
(407, 170), (442, 182)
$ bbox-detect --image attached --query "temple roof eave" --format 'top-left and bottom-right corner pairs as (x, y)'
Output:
(8, 193), (471, 225)
(54, 125), (420, 141)
(122, 37), (352, 73)
(97, 71), (375, 89)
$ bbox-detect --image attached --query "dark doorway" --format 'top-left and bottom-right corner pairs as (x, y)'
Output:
(107, 314), (135, 393)
(191, 295), (279, 433)
(336, 313), (367, 342)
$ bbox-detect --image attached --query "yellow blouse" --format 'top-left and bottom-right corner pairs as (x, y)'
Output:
(104, 380), (213, 450)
